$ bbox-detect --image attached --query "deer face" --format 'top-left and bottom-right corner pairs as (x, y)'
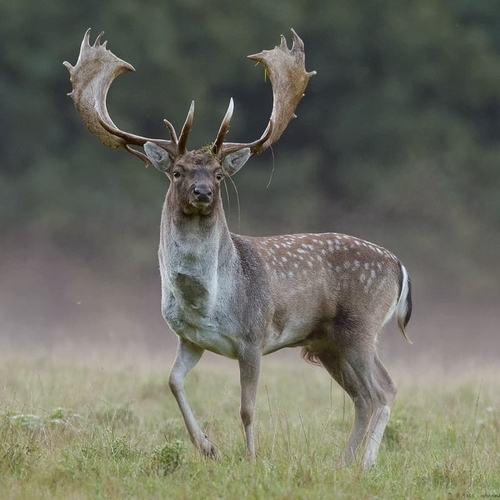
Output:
(144, 142), (251, 216)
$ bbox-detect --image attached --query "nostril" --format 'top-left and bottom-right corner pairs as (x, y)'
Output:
(193, 185), (212, 201)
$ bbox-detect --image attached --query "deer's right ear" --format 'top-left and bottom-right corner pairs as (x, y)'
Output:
(144, 142), (173, 173)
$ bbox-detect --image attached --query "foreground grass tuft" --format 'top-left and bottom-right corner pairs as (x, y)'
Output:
(0, 352), (499, 499)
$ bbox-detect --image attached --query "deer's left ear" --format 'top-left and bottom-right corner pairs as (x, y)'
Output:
(222, 148), (251, 176)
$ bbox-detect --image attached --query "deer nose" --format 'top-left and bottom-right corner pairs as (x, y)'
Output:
(193, 184), (212, 202)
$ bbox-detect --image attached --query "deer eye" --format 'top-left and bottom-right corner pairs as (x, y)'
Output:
(216, 173), (223, 181)
(173, 171), (181, 179)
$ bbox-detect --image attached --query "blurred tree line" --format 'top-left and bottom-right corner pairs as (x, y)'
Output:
(1, 0), (499, 311)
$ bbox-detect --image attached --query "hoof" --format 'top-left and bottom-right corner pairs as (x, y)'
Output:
(199, 437), (218, 458)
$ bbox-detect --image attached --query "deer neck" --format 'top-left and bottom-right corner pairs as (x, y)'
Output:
(159, 202), (236, 309)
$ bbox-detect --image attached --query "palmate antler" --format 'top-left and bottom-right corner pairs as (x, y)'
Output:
(64, 29), (315, 164)
(214, 30), (316, 157)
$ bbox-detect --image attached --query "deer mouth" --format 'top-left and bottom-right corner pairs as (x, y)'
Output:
(185, 198), (214, 215)
(191, 200), (211, 209)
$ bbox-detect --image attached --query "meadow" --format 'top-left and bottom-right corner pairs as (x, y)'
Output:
(0, 349), (499, 499)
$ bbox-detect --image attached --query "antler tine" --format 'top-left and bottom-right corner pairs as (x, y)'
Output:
(177, 101), (195, 156)
(219, 29), (316, 158)
(64, 29), (179, 164)
(164, 119), (179, 144)
(212, 98), (234, 155)
(124, 145), (151, 164)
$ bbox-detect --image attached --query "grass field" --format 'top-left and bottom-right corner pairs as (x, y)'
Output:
(0, 350), (499, 499)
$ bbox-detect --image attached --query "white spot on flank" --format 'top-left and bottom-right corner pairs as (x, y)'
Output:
(377, 276), (388, 290)
(371, 269), (376, 278)
(360, 273), (366, 283)
(344, 261), (351, 269)
(335, 266), (342, 273)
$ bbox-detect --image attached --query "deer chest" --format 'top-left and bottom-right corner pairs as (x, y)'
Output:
(161, 273), (240, 359)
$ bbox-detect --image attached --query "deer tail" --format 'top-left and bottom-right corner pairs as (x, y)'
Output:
(396, 262), (413, 344)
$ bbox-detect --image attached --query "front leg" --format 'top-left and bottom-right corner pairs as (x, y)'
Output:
(238, 347), (262, 457)
(169, 337), (217, 457)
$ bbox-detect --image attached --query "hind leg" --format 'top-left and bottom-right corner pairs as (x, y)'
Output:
(316, 345), (396, 468)
(361, 354), (397, 468)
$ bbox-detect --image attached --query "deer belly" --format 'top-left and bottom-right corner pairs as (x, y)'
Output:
(263, 321), (312, 355)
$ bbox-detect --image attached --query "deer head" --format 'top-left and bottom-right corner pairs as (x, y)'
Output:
(63, 28), (316, 175)
(143, 144), (251, 216)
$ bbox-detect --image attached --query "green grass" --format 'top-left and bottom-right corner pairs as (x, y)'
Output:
(0, 351), (499, 499)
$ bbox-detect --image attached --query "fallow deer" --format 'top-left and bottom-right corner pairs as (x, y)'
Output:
(64, 29), (412, 469)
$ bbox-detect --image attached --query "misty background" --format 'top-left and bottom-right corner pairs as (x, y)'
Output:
(1, 1), (499, 362)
